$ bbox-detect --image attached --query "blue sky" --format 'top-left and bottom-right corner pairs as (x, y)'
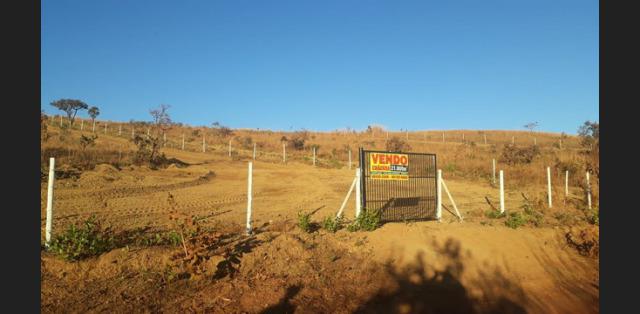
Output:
(41, 0), (598, 134)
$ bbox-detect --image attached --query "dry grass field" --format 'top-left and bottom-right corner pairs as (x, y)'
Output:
(40, 116), (599, 313)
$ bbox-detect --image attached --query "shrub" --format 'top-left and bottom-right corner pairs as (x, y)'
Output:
(521, 201), (544, 227)
(505, 212), (528, 229)
(347, 209), (381, 232)
(322, 216), (342, 233)
(79, 134), (98, 151)
(499, 144), (540, 165)
(485, 210), (506, 219)
(240, 136), (253, 149)
(48, 216), (115, 261)
(385, 137), (411, 152)
(290, 131), (309, 150)
(297, 211), (312, 233)
(586, 208), (599, 226)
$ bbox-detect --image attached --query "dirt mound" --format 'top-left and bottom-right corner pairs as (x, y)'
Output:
(78, 164), (121, 185)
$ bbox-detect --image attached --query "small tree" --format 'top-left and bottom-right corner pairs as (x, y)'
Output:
(523, 122), (539, 132)
(211, 122), (234, 138)
(386, 136), (411, 152)
(50, 99), (88, 126)
(88, 106), (100, 124)
(79, 134), (98, 151)
(150, 104), (172, 135)
(578, 121), (599, 181)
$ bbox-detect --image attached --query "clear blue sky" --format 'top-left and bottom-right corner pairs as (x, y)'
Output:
(41, 0), (598, 134)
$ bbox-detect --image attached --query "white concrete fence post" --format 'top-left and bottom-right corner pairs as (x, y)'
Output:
(253, 142), (256, 160)
(348, 149), (352, 170)
(484, 134), (487, 145)
(45, 157), (55, 247)
(163, 133), (166, 146)
(92, 120), (96, 132)
(462, 133), (465, 142)
(80, 120), (84, 131)
(565, 170), (569, 197)
(131, 128), (135, 139)
(202, 135), (206, 153)
(499, 170), (505, 213)
(282, 143), (286, 163)
(312, 147), (316, 166)
(586, 171), (592, 210)
(246, 162), (253, 235)
(336, 177), (358, 219)
(355, 168), (362, 218)
(59, 115), (63, 127)
(442, 132), (445, 143)
(547, 166), (552, 208)
(228, 140), (232, 157)
(119, 125), (122, 136)
(512, 136), (515, 144)
(436, 169), (442, 220)
(147, 128), (150, 136)
(182, 133), (185, 150)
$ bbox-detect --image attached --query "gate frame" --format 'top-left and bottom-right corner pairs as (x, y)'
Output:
(358, 148), (438, 221)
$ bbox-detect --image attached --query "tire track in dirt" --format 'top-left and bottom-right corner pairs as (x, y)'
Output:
(51, 191), (266, 222)
(54, 171), (216, 201)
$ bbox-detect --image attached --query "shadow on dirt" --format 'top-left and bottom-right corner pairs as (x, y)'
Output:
(355, 238), (528, 314)
(214, 236), (263, 279)
(259, 284), (303, 314)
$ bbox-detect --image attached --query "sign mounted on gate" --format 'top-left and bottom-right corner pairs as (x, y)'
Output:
(369, 152), (409, 180)
(360, 149), (438, 222)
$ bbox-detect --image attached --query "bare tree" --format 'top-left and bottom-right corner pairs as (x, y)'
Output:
(150, 104), (172, 135)
(523, 122), (539, 132)
(50, 99), (88, 126)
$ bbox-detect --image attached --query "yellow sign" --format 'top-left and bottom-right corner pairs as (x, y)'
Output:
(369, 153), (409, 180)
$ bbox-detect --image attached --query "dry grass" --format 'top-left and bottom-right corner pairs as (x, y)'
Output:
(43, 115), (597, 194)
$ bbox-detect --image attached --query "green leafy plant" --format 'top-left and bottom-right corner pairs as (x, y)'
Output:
(505, 212), (528, 229)
(586, 208), (599, 226)
(521, 200), (544, 227)
(484, 210), (506, 219)
(297, 211), (312, 233)
(322, 216), (342, 233)
(347, 209), (381, 232)
(48, 215), (114, 261)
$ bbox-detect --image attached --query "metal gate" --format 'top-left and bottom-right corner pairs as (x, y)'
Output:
(359, 148), (437, 222)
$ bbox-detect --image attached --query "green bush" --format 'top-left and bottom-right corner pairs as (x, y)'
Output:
(485, 210), (506, 219)
(48, 216), (114, 261)
(347, 209), (381, 232)
(139, 231), (182, 247)
(505, 212), (528, 229)
(521, 201), (544, 227)
(586, 208), (599, 225)
(322, 216), (342, 233)
(297, 211), (312, 233)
